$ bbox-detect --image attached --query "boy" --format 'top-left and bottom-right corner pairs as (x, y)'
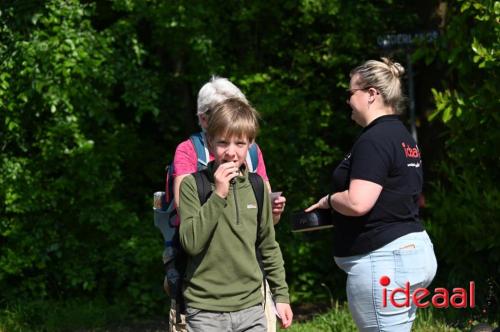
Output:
(167, 77), (286, 331)
(178, 98), (293, 331)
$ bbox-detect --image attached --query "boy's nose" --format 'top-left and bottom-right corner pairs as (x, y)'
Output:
(225, 144), (236, 156)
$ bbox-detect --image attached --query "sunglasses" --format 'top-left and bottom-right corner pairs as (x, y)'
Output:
(346, 87), (381, 102)
(346, 87), (369, 98)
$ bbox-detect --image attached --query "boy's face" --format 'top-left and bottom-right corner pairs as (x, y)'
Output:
(212, 134), (250, 168)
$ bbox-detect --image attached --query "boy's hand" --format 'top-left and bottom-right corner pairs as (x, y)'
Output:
(214, 161), (239, 198)
(276, 302), (293, 328)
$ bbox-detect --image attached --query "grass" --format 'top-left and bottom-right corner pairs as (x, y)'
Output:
(286, 302), (495, 332)
(0, 299), (497, 331)
(0, 299), (130, 332)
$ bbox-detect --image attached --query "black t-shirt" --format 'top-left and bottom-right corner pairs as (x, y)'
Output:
(332, 115), (424, 257)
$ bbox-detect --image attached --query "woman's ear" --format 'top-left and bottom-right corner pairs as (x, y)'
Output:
(199, 113), (209, 129)
(368, 87), (379, 103)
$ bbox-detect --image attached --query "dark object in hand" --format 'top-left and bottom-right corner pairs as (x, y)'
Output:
(291, 209), (334, 232)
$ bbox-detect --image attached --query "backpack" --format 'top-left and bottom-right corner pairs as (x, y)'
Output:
(153, 132), (261, 309)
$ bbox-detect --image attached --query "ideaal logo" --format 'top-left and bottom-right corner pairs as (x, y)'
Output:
(380, 275), (475, 309)
(401, 142), (421, 158)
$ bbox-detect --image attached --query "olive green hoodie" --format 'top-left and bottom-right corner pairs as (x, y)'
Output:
(179, 161), (289, 312)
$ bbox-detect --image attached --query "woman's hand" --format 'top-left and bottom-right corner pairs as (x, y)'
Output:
(305, 180), (383, 216)
(213, 161), (239, 198)
(304, 194), (330, 212)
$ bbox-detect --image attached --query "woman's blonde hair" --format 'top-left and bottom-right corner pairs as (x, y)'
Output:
(206, 98), (260, 145)
(351, 57), (406, 114)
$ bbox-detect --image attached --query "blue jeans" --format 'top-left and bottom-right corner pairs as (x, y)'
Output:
(335, 231), (437, 332)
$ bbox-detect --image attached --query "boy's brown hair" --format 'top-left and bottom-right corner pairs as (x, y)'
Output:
(206, 97), (260, 145)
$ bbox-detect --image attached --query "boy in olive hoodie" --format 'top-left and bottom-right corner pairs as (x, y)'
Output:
(178, 98), (293, 331)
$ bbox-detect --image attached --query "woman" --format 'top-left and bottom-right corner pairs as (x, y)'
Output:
(306, 58), (437, 331)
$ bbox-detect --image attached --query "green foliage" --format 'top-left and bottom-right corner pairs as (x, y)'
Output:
(0, 298), (130, 332)
(0, 299), (469, 332)
(0, 0), (498, 328)
(0, 0), (163, 312)
(415, 0), (500, 322)
(2, 0), (412, 310)
(288, 303), (357, 332)
(287, 303), (462, 332)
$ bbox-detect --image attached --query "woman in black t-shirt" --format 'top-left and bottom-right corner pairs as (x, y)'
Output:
(306, 58), (437, 331)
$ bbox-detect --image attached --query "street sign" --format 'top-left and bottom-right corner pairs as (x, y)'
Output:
(377, 31), (439, 49)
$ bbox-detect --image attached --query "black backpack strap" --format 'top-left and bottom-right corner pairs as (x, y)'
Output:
(193, 169), (212, 205)
(248, 172), (268, 307)
(248, 173), (265, 239)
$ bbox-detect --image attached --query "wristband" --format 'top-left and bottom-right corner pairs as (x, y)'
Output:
(327, 193), (334, 210)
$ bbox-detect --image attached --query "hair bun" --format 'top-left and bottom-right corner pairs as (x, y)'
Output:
(381, 57), (405, 78)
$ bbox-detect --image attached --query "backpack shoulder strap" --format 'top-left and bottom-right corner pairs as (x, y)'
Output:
(164, 164), (174, 207)
(193, 169), (212, 205)
(248, 173), (265, 237)
(246, 143), (259, 173)
(190, 132), (210, 170)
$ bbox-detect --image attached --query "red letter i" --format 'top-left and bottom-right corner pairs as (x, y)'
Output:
(469, 281), (475, 308)
(383, 287), (387, 307)
(380, 275), (391, 307)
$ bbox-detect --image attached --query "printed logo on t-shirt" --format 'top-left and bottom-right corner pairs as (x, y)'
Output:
(401, 142), (421, 168)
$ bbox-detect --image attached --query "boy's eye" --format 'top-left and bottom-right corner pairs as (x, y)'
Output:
(235, 138), (248, 145)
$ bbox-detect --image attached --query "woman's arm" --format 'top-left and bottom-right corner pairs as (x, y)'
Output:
(265, 180), (286, 225)
(330, 179), (382, 216)
(305, 179), (382, 217)
(255, 144), (286, 225)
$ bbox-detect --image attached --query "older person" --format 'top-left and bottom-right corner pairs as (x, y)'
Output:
(306, 58), (437, 331)
(169, 77), (285, 332)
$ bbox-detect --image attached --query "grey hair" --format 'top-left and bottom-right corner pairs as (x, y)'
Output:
(196, 76), (248, 116)
(350, 57), (406, 114)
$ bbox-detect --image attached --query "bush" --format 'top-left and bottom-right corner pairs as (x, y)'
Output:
(0, 298), (131, 332)
(418, 0), (500, 323)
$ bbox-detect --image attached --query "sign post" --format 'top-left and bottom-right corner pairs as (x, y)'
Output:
(377, 31), (438, 143)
